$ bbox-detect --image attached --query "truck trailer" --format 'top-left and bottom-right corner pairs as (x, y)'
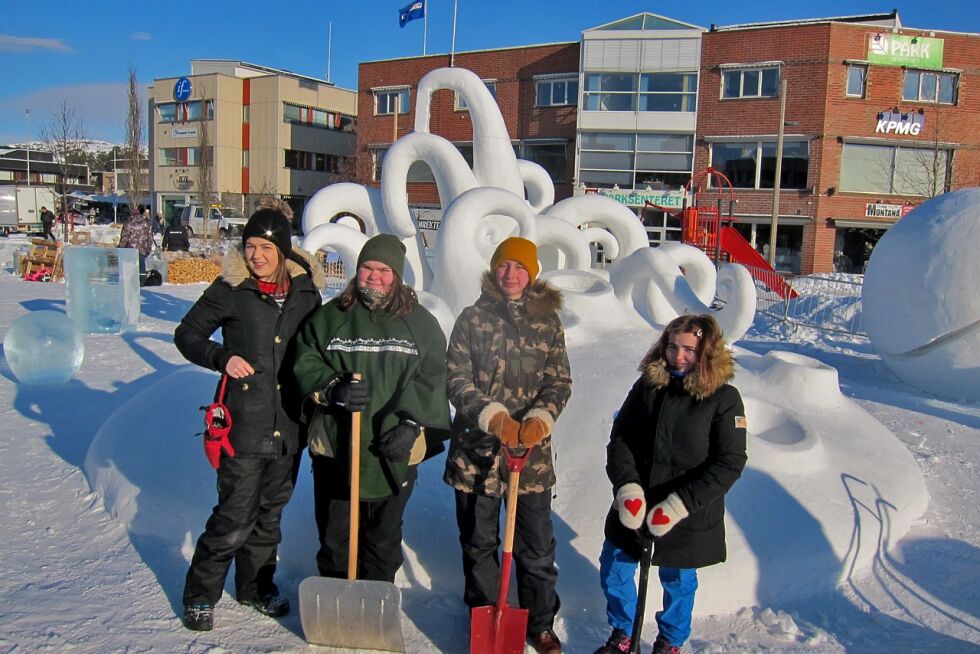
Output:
(0, 185), (58, 235)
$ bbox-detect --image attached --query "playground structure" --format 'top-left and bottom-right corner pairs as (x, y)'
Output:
(645, 166), (795, 299)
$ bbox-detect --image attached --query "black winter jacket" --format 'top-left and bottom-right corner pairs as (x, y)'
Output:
(175, 245), (323, 458)
(604, 350), (747, 569)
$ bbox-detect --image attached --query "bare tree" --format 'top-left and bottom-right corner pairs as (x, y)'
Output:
(196, 88), (214, 241)
(124, 67), (145, 216)
(40, 98), (87, 240)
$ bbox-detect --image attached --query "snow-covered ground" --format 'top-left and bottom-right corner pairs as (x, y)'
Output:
(1, 272), (978, 653)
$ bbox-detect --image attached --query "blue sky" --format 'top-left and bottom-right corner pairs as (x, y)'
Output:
(2, 1), (977, 144)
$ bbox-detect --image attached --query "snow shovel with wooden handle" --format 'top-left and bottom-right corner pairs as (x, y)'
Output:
(629, 536), (655, 654)
(470, 446), (531, 654)
(299, 374), (406, 652)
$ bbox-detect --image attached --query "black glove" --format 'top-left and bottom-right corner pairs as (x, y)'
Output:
(328, 375), (371, 412)
(377, 421), (420, 461)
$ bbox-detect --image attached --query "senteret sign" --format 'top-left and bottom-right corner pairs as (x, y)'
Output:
(584, 188), (687, 209)
(867, 33), (944, 69)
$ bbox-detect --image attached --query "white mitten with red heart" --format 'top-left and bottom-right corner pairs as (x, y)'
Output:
(645, 493), (689, 537)
(615, 483), (646, 530)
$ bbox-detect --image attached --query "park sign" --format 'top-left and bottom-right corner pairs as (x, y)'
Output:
(584, 187), (687, 209)
(867, 33), (944, 69)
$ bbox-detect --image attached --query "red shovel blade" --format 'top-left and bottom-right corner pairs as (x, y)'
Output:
(470, 604), (529, 654)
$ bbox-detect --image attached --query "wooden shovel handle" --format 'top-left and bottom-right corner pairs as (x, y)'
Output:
(348, 373), (362, 581)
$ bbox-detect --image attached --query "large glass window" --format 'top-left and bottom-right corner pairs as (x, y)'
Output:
(374, 88), (410, 115)
(840, 143), (949, 196)
(536, 76), (578, 107)
(639, 73), (697, 112)
(283, 103), (353, 130)
(710, 140), (809, 189)
(158, 147), (209, 166)
(157, 100), (213, 123)
(517, 142), (568, 182)
(902, 70), (958, 104)
(846, 64), (867, 98)
(722, 67), (779, 99)
(456, 81), (497, 111)
(584, 74), (637, 112)
(579, 132), (694, 190)
(285, 149), (344, 173)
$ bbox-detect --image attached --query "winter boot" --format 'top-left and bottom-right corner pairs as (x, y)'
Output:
(527, 627), (563, 654)
(594, 628), (631, 653)
(182, 603), (214, 631)
(652, 635), (681, 654)
(238, 591), (289, 617)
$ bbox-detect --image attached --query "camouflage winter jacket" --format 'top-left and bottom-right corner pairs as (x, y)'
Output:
(118, 214), (153, 256)
(444, 272), (572, 497)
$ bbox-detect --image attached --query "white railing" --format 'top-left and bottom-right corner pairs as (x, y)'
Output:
(743, 266), (867, 337)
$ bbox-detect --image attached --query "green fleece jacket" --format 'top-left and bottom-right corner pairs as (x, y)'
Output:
(292, 297), (450, 499)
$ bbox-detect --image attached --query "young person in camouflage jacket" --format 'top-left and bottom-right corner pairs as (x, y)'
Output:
(444, 237), (572, 654)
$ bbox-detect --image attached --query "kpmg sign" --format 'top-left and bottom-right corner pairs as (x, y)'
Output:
(867, 33), (944, 69)
(585, 188), (687, 209)
(875, 110), (925, 136)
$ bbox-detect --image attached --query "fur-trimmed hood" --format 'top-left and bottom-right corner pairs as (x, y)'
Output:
(221, 242), (326, 290)
(478, 271), (562, 318)
(639, 344), (734, 400)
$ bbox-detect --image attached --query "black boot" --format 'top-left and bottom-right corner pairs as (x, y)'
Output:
(182, 604), (214, 631)
(238, 591), (289, 617)
(594, 628), (631, 654)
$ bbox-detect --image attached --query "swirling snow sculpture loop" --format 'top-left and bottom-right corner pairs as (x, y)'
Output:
(299, 65), (756, 342)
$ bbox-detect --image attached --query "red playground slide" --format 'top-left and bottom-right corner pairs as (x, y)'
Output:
(719, 226), (797, 299)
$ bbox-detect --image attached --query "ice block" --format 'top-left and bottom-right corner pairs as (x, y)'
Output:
(64, 247), (141, 333)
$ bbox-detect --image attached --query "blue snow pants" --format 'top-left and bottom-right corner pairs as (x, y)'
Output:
(598, 540), (699, 647)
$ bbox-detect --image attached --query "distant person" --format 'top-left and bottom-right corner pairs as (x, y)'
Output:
(152, 212), (162, 235)
(593, 314), (747, 654)
(118, 206), (153, 285)
(162, 215), (191, 252)
(39, 206), (56, 241)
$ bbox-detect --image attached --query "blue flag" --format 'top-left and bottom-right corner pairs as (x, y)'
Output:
(399, 0), (425, 27)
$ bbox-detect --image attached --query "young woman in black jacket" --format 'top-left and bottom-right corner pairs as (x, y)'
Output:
(173, 201), (323, 631)
(594, 314), (747, 654)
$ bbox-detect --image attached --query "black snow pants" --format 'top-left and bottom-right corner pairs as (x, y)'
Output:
(453, 488), (561, 634)
(182, 453), (297, 606)
(311, 454), (416, 583)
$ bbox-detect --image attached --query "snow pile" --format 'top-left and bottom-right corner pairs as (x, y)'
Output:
(863, 188), (980, 401)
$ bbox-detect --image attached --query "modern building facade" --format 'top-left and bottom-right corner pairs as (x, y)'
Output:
(696, 12), (979, 273)
(574, 13), (704, 246)
(149, 60), (357, 225)
(356, 42), (581, 230)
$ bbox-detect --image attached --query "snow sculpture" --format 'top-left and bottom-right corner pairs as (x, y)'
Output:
(301, 66), (757, 341)
(863, 188), (980, 400)
(4, 310), (84, 385)
(64, 247), (140, 334)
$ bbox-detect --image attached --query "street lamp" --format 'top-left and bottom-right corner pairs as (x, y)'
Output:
(24, 109), (30, 187)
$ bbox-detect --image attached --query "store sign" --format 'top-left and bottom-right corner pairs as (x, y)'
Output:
(867, 33), (944, 69)
(172, 127), (199, 139)
(417, 219), (441, 230)
(585, 188), (687, 209)
(174, 174), (194, 191)
(865, 203), (913, 219)
(875, 110), (924, 136)
(173, 77), (192, 102)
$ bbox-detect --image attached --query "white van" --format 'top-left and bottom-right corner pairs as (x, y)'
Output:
(179, 205), (248, 238)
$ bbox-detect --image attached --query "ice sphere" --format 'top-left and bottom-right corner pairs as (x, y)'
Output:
(4, 310), (84, 385)
(64, 247), (140, 334)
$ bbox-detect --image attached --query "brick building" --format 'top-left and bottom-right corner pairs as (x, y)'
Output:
(696, 12), (980, 273)
(356, 42), (581, 219)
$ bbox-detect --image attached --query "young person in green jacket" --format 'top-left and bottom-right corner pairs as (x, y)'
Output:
(292, 233), (450, 582)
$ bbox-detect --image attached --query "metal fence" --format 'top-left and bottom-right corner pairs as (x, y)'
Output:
(742, 265), (867, 337)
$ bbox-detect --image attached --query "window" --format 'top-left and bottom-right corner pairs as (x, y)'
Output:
(639, 73), (698, 112)
(535, 76), (578, 107)
(374, 88), (410, 115)
(902, 70), (958, 104)
(584, 74), (637, 112)
(516, 142), (569, 182)
(157, 100), (214, 123)
(283, 103), (354, 130)
(455, 81), (497, 111)
(158, 147), (210, 166)
(722, 66), (779, 99)
(584, 73), (697, 112)
(840, 142), (949, 196)
(709, 140), (809, 189)
(846, 64), (867, 98)
(285, 148), (345, 173)
(579, 132), (694, 190)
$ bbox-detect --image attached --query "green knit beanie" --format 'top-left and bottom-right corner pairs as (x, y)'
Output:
(357, 233), (407, 277)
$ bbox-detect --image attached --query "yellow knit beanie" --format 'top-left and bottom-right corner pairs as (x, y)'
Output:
(490, 237), (539, 282)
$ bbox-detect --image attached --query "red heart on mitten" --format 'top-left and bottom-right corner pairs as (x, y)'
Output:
(651, 508), (671, 525)
(624, 498), (643, 516)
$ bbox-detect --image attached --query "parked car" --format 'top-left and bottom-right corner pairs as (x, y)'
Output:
(179, 205), (248, 238)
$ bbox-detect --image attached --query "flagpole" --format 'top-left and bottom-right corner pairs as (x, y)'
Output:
(326, 21), (333, 83)
(450, 0), (458, 67)
(422, 1), (428, 55)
